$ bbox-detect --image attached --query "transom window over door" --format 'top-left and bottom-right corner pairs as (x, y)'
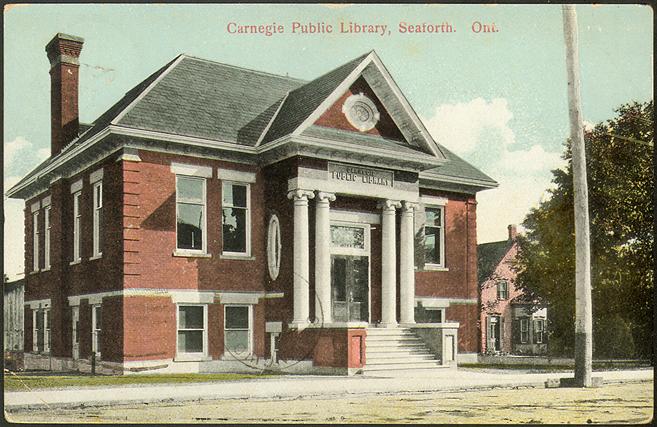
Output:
(176, 176), (206, 252)
(222, 182), (250, 255)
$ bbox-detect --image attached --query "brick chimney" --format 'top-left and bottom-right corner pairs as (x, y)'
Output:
(508, 224), (518, 241)
(45, 33), (84, 156)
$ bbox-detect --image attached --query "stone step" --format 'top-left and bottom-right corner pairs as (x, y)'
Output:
(362, 360), (443, 371)
(366, 335), (422, 342)
(366, 355), (436, 364)
(367, 349), (435, 358)
(366, 328), (416, 336)
(366, 340), (426, 348)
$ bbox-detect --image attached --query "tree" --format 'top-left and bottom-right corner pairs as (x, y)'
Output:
(514, 101), (653, 360)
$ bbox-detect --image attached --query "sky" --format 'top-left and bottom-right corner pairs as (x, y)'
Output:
(3, 4), (653, 280)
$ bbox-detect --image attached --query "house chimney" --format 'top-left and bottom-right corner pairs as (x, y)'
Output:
(508, 224), (518, 241)
(45, 33), (84, 156)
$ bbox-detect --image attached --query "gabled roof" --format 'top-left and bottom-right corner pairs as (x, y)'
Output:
(477, 239), (513, 284)
(8, 51), (497, 199)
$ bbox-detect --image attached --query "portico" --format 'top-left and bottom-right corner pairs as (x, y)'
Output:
(287, 161), (420, 329)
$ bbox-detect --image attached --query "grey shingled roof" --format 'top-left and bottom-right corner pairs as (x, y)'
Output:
(422, 144), (497, 186)
(118, 55), (305, 145)
(260, 52), (370, 144)
(477, 240), (513, 284)
(9, 51), (498, 197)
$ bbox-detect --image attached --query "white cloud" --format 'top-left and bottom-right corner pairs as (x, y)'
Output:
(4, 136), (31, 170)
(423, 98), (565, 243)
(423, 98), (515, 155)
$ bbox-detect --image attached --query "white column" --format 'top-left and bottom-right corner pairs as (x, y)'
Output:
(400, 201), (416, 325)
(314, 192), (335, 324)
(379, 199), (401, 327)
(288, 189), (315, 325)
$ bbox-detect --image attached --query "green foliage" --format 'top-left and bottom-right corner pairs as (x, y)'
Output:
(514, 101), (653, 360)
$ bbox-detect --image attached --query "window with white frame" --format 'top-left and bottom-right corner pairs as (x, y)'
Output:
(33, 211), (40, 271)
(73, 191), (82, 262)
(92, 181), (103, 257)
(424, 206), (445, 266)
(177, 305), (207, 355)
(176, 176), (206, 252)
(520, 318), (529, 344)
(497, 281), (509, 300)
(224, 305), (251, 356)
(32, 309), (50, 353)
(44, 206), (51, 270)
(222, 182), (250, 255)
(92, 305), (102, 357)
(534, 319), (545, 344)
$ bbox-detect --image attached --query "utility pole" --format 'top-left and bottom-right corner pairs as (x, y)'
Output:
(562, 4), (593, 387)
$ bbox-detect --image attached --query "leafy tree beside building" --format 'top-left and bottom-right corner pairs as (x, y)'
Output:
(514, 101), (653, 360)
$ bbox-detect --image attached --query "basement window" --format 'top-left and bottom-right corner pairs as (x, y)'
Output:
(177, 305), (207, 356)
(224, 305), (252, 357)
(92, 305), (102, 358)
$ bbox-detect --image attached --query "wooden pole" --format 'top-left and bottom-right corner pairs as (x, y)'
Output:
(562, 4), (593, 387)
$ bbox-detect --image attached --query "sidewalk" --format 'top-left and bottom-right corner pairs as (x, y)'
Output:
(5, 368), (653, 411)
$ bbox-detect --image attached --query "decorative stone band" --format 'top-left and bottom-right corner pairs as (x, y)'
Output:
(30, 201), (41, 213)
(66, 289), (284, 306)
(115, 147), (141, 163)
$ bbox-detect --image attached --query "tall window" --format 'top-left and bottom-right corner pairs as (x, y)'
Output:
(92, 305), (102, 357)
(73, 191), (82, 262)
(32, 309), (49, 353)
(176, 176), (206, 252)
(534, 319), (545, 344)
(497, 281), (509, 300)
(224, 305), (251, 356)
(92, 181), (103, 257)
(222, 182), (250, 255)
(44, 206), (51, 270)
(520, 318), (529, 344)
(424, 206), (445, 266)
(177, 305), (206, 355)
(32, 211), (39, 271)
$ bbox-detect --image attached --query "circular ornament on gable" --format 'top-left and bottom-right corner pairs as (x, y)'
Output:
(267, 214), (281, 281)
(342, 93), (380, 132)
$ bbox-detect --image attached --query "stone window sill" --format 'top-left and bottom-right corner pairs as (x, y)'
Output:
(220, 254), (255, 261)
(173, 251), (211, 258)
(422, 264), (449, 272)
(69, 259), (82, 266)
(89, 253), (103, 261)
(42, 267), (51, 272)
(28, 269), (40, 275)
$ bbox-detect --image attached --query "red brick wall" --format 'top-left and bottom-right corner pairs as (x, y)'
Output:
(314, 77), (405, 142)
(447, 303), (479, 353)
(122, 151), (267, 292)
(123, 296), (176, 361)
(102, 296), (124, 362)
(277, 327), (366, 368)
(78, 301), (92, 359)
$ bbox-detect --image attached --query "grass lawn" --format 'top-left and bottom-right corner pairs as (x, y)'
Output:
(4, 372), (275, 391)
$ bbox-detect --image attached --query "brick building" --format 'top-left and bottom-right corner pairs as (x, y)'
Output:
(478, 225), (547, 355)
(7, 33), (497, 374)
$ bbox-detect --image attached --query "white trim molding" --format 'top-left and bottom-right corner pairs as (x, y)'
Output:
(30, 201), (40, 213)
(69, 179), (83, 194)
(90, 168), (104, 184)
(420, 195), (448, 206)
(25, 299), (51, 310)
(41, 195), (52, 207)
(217, 168), (256, 183)
(66, 289), (283, 307)
(170, 162), (213, 178)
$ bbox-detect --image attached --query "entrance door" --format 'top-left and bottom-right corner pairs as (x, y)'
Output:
(331, 255), (369, 322)
(71, 307), (80, 360)
(488, 315), (501, 352)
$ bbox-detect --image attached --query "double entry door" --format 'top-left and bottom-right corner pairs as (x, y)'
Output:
(329, 222), (370, 323)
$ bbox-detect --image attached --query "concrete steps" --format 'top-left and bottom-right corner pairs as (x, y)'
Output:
(364, 327), (445, 373)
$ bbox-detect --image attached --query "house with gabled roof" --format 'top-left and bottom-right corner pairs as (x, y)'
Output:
(7, 33), (497, 374)
(478, 225), (547, 355)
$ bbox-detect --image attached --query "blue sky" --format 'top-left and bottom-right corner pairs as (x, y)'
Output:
(3, 4), (653, 279)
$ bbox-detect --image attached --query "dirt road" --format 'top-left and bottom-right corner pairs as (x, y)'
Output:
(6, 381), (652, 424)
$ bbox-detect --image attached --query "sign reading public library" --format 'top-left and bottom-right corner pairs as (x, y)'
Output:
(328, 162), (394, 188)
